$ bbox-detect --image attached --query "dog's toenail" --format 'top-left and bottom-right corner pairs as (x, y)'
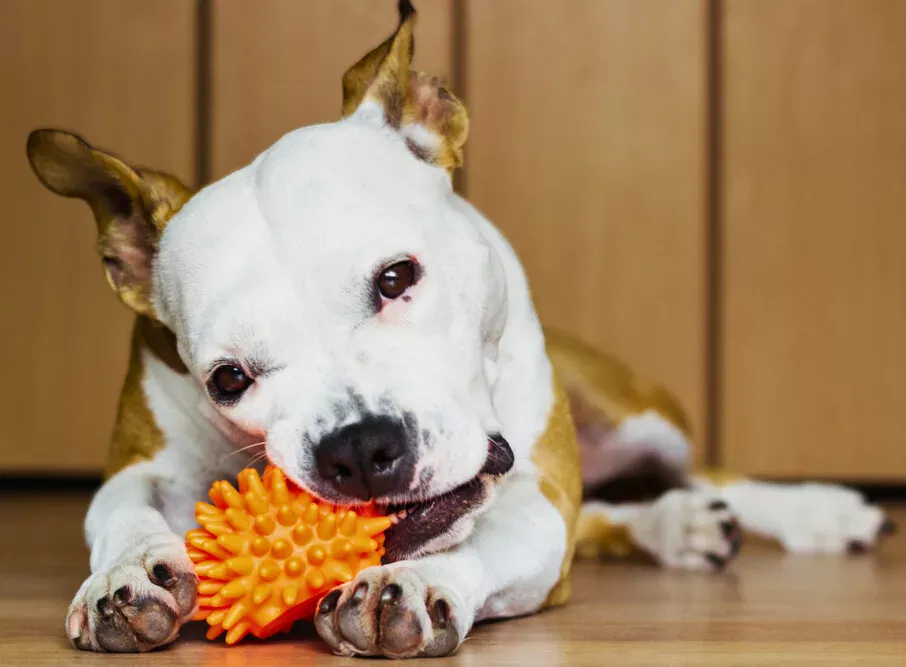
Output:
(319, 589), (342, 614)
(847, 540), (867, 555)
(96, 596), (114, 617)
(431, 598), (450, 627)
(151, 563), (174, 586)
(720, 520), (737, 538)
(113, 586), (131, 606)
(708, 500), (729, 511)
(380, 583), (403, 605)
(706, 553), (726, 570)
(351, 583), (369, 603)
(730, 533), (743, 556)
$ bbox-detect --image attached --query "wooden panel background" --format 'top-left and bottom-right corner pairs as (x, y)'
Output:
(0, 0), (196, 472)
(465, 0), (710, 452)
(210, 0), (452, 180)
(720, 0), (906, 478)
(4, 0), (906, 480)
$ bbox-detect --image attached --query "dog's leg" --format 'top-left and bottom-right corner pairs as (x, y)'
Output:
(702, 478), (894, 554)
(578, 410), (691, 490)
(66, 461), (197, 652)
(578, 491), (742, 571)
(314, 475), (566, 658)
(573, 409), (741, 571)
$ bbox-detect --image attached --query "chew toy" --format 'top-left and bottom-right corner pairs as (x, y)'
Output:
(186, 465), (391, 644)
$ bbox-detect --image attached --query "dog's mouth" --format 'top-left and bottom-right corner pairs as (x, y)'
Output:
(377, 434), (514, 562)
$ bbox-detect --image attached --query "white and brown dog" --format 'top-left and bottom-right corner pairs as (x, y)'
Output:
(26, 2), (891, 658)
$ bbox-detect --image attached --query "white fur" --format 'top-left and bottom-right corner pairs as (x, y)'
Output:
(154, 119), (504, 501)
(71, 107), (567, 655)
(701, 479), (887, 554)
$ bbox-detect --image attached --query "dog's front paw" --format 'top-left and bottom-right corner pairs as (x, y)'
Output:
(770, 484), (893, 555)
(66, 542), (197, 652)
(314, 564), (463, 658)
(630, 489), (743, 571)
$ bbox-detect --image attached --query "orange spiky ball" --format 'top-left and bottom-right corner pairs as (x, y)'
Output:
(186, 465), (391, 645)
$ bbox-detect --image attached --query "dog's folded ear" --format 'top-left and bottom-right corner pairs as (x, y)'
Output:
(341, 0), (469, 173)
(26, 129), (192, 318)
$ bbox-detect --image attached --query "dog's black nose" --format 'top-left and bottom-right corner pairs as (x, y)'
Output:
(314, 417), (414, 500)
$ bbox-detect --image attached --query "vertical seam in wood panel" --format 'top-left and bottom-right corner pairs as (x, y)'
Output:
(195, 0), (212, 188)
(451, 0), (468, 196)
(705, 0), (724, 467)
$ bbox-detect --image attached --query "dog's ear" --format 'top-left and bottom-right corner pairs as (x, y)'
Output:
(341, 0), (469, 173)
(26, 129), (192, 318)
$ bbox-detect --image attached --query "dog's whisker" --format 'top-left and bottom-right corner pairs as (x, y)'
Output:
(217, 440), (266, 464)
(246, 452), (269, 469)
(247, 449), (269, 464)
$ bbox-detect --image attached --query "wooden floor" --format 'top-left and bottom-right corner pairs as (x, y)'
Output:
(1, 492), (904, 666)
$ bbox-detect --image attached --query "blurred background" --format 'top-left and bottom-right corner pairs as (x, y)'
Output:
(1, 0), (904, 485)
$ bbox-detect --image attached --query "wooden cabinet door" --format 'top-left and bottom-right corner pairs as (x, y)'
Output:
(210, 0), (453, 180)
(0, 0), (196, 473)
(721, 0), (906, 479)
(464, 0), (710, 451)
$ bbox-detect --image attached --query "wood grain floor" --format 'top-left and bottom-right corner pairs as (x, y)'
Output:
(1, 492), (904, 666)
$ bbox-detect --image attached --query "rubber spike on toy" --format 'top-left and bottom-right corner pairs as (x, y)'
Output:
(187, 464), (391, 645)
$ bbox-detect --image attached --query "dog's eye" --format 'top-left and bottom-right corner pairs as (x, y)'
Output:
(377, 261), (417, 300)
(209, 365), (253, 402)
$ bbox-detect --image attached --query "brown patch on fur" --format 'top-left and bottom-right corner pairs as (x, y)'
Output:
(342, 40), (390, 119)
(341, 0), (415, 118)
(693, 467), (746, 486)
(545, 327), (692, 435)
(402, 72), (469, 172)
(381, 82), (405, 129)
(405, 137), (433, 163)
(551, 328), (745, 489)
(574, 512), (636, 560)
(348, 3), (413, 125)
(27, 130), (195, 478)
(139, 317), (187, 375)
(530, 373), (582, 609)
(26, 130), (192, 318)
(340, 3), (468, 174)
(105, 319), (167, 478)
(566, 384), (615, 436)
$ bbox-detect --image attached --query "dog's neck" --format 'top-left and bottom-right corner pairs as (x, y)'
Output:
(136, 316), (187, 376)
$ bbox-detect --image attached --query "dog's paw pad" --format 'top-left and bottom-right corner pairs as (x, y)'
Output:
(630, 489), (743, 572)
(66, 550), (196, 653)
(314, 565), (461, 658)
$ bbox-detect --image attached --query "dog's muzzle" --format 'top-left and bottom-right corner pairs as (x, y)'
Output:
(312, 418), (514, 561)
(379, 434), (514, 562)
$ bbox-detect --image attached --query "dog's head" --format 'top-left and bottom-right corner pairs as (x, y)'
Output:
(27, 1), (514, 561)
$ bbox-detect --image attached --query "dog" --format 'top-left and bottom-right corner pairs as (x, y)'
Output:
(548, 329), (893, 565)
(26, 1), (891, 657)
